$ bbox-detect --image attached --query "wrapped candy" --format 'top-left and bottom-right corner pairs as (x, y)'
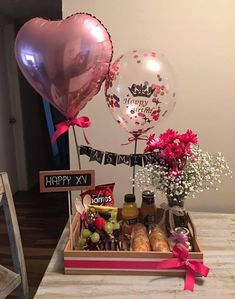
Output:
(168, 227), (193, 251)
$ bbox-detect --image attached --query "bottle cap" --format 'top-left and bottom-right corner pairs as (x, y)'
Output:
(124, 193), (136, 203)
(142, 190), (154, 200)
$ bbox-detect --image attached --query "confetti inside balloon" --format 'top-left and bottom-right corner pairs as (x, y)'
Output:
(105, 49), (176, 136)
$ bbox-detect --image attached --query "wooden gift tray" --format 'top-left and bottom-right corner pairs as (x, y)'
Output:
(64, 208), (203, 276)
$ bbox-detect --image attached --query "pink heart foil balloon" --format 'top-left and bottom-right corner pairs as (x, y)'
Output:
(15, 13), (113, 119)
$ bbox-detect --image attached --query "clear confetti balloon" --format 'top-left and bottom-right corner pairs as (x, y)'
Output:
(105, 49), (176, 136)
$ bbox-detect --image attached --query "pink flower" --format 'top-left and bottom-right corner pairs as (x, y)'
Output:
(161, 143), (184, 161)
(146, 134), (155, 145)
(144, 134), (165, 153)
(179, 129), (198, 144)
(144, 129), (197, 163)
(182, 142), (193, 156)
(159, 129), (179, 144)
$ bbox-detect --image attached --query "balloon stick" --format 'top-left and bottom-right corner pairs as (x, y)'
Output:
(132, 137), (138, 195)
(68, 190), (73, 250)
(72, 126), (82, 170)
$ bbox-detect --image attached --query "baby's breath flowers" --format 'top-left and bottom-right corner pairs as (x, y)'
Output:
(135, 129), (232, 205)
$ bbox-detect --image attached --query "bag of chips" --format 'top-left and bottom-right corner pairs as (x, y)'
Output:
(81, 183), (115, 206)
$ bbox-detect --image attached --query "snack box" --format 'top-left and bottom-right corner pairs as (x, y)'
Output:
(64, 208), (203, 276)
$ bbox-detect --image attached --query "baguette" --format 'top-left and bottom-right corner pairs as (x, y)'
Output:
(149, 225), (170, 252)
(131, 224), (151, 251)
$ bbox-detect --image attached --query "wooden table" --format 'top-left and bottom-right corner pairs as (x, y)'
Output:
(34, 212), (235, 299)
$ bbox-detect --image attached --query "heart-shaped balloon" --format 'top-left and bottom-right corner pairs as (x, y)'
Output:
(15, 13), (113, 119)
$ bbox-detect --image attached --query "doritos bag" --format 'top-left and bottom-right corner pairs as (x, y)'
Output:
(81, 183), (115, 206)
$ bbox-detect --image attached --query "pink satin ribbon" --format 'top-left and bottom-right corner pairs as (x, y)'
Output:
(155, 245), (210, 291)
(122, 135), (148, 145)
(64, 244), (209, 291)
(51, 116), (91, 144)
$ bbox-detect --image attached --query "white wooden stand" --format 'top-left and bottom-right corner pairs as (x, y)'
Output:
(0, 172), (28, 299)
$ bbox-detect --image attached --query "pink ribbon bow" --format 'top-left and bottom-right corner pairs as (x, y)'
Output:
(155, 244), (210, 291)
(121, 135), (149, 145)
(51, 116), (91, 144)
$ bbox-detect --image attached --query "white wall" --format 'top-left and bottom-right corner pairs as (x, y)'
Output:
(63, 0), (235, 213)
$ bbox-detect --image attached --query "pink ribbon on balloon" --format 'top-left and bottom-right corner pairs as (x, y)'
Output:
(121, 135), (149, 145)
(155, 244), (210, 291)
(51, 116), (91, 144)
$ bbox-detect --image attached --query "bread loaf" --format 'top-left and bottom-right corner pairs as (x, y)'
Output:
(131, 224), (151, 251)
(149, 225), (170, 252)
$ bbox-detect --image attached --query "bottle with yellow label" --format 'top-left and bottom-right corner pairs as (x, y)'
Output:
(121, 194), (139, 235)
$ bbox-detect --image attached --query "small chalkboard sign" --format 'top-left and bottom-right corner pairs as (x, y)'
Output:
(39, 170), (95, 193)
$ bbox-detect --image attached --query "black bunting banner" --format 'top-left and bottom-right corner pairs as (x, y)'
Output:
(80, 146), (92, 157)
(143, 152), (156, 166)
(104, 152), (117, 166)
(130, 154), (143, 167)
(90, 149), (104, 164)
(116, 154), (130, 166)
(79, 146), (156, 167)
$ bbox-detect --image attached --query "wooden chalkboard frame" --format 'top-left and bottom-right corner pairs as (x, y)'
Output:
(39, 170), (95, 193)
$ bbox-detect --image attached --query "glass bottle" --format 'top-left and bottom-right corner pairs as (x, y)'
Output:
(140, 190), (157, 230)
(121, 194), (139, 235)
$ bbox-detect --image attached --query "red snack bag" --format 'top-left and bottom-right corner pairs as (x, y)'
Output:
(81, 183), (115, 206)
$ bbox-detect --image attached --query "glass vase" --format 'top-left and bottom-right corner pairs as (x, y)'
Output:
(166, 195), (188, 231)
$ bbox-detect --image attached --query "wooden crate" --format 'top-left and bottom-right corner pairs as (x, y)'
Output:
(64, 209), (203, 276)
